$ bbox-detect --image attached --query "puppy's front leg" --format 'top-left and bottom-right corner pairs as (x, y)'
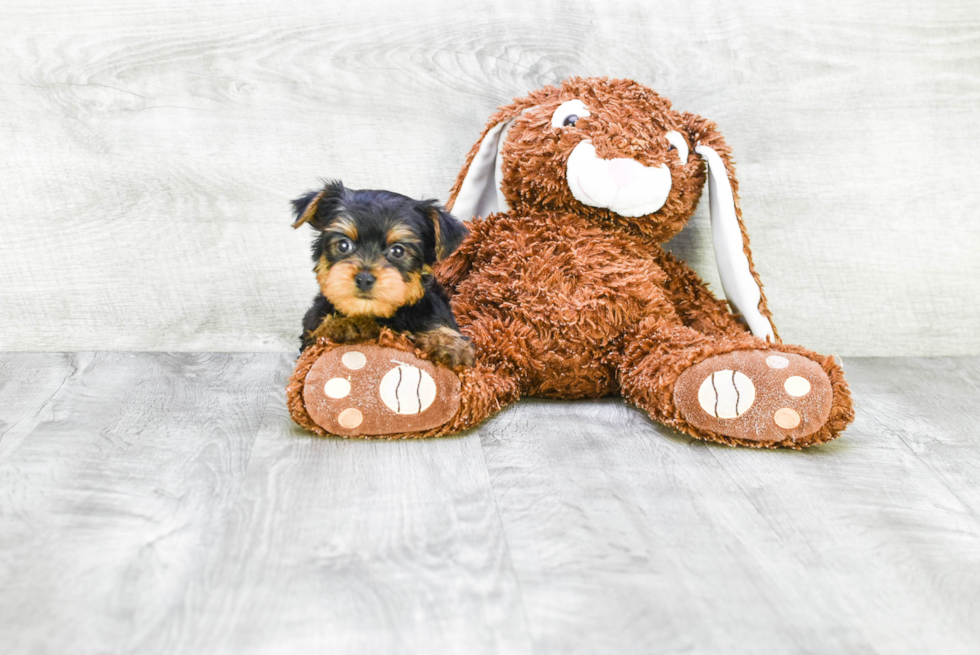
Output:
(310, 314), (381, 344)
(412, 327), (475, 369)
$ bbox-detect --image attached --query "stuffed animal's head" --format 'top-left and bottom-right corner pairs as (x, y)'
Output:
(447, 77), (775, 340)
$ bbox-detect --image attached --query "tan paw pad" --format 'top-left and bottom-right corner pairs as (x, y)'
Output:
(341, 350), (367, 370)
(302, 345), (461, 436)
(674, 350), (834, 443)
(773, 407), (801, 429)
(766, 355), (789, 369)
(324, 377), (351, 399)
(379, 364), (437, 414)
(697, 370), (755, 418)
(337, 407), (363, 429)
(784, 376), (811, 397)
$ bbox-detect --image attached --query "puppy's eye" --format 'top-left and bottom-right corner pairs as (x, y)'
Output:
(551, 99), (591, 129)
(388, 244), (406, 259)
(336, 238), (353, 253)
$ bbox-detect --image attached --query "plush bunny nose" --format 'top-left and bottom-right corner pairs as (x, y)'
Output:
(355, 271), (376, 292)
(609, 159), (643, 189)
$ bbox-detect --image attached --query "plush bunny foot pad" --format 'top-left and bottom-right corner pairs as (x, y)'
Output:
(302, 344), (461, 436)
(674, 350), (833, 443)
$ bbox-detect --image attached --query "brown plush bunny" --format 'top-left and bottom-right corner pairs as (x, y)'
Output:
(288, 77), (853, 448)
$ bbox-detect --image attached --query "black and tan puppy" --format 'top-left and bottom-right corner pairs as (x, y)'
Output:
(291, 180), (474, 368)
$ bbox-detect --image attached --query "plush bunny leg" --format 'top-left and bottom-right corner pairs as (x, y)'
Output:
(434, 360), (521, 434)
(288, 329), (520, 438)
(618, 316), (854, 448)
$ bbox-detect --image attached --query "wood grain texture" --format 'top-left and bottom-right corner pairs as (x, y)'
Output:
(0, 353), (77, 459)
(168, 355), (533, 655)
(1, 353), (979, 652)
(478, 356), (980, 654)
(0, 0), (978, 354)
(0, 353), (280, 655)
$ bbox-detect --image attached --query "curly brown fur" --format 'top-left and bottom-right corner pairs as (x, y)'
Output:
(446, 77), (776, 326)
(432, 76), (851, 448)
(287, 340), (331, 436)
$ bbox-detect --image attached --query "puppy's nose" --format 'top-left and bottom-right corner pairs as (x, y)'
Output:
(354, 271), (376, 292)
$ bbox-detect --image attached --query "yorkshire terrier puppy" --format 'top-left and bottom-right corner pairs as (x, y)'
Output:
(292, 180), (475, 369)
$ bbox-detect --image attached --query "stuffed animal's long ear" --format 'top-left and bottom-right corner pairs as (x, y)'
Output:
(446, 114), (519, 221)
(291, 180), (345, 229)
(685, 113), (778, 342)
(418, 200), (468, 261)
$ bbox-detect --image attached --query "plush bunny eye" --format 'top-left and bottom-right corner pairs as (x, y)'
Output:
(665, 130), (689, 164)
(552, 100), (591, 129)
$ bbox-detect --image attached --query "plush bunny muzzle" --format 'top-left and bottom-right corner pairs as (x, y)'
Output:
(566, 141), (672, 218)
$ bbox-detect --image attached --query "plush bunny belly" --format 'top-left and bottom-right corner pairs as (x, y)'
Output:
(448, 212), (675, 398)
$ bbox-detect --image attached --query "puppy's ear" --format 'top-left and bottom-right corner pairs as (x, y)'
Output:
(419, 200), (468, 261)
(291, 180), (345, 229)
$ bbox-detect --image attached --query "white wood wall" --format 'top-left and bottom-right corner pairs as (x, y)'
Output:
(2, 0), (977, 355)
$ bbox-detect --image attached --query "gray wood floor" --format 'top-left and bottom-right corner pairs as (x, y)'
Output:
(1, 354), (978, 654)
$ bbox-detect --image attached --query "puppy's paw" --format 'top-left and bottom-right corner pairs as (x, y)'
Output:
(311, 315), (381, 344)
(413, 328), (476, 370)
